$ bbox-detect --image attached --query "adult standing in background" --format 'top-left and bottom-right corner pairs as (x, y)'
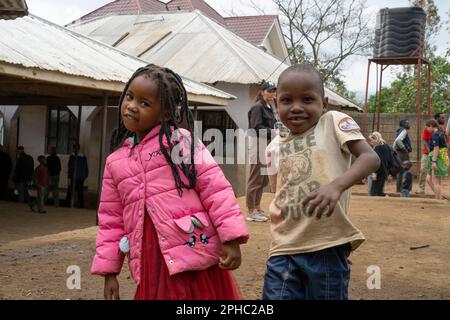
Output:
(368, 132), (391, 196)
(46, 146), (61, 207)
(12, 146), (34, 203)
(67, 144), (89, 208)
(246, 80), (277, 222)
(0, 145), (12, 200)
(393, 119), (412, 193)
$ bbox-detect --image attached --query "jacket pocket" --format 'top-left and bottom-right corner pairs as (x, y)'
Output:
(173, 212), (210, 234)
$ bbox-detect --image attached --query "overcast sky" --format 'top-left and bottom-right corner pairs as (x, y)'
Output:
(26, 0), (449, 96)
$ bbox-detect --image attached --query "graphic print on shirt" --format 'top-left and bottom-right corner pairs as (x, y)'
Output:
(276, 131), (321, 222)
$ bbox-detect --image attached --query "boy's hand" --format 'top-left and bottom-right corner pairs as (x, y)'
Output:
(219, 239), (242, 271)
(104, 274), (120, 300)
(302, 181), (343, 219)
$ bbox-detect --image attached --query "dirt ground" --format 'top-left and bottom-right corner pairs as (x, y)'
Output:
(1, 178), (449, 300)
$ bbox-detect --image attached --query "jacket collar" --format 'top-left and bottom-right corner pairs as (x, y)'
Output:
(123, 124), (162, 148)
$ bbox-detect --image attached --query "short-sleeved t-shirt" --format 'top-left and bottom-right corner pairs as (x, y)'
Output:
(429, 131), (447, 152)
(265, 111), (366, 257)
(422, 128), (433, 155)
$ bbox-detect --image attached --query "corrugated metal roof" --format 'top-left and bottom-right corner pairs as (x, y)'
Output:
(69, 0), (277, 48)
(0, 14), (235, 102)
(70, 11), (286, 84)
(71, 11), (360, 109)
(0, 0), (28, 20)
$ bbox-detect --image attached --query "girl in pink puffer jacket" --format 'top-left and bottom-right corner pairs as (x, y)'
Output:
(92, 64), (249, 300)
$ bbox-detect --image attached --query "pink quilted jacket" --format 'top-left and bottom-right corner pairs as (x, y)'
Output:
(91, 125), (249, 284)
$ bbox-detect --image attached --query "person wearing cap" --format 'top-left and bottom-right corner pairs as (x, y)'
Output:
(246, 80), (277, 222)
(12, 146), (34, 204)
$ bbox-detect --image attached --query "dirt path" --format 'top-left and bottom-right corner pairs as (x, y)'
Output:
(0, 179), (449, 300)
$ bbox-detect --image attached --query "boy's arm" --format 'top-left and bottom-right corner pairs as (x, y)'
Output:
(302, 139), (380, 218)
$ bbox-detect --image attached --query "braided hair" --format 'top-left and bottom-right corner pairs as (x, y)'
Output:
(111, 64), (197, 196)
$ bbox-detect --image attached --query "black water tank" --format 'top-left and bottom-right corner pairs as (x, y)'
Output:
(373, 7), (426, 59)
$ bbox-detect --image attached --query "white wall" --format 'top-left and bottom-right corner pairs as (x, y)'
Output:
(214, 82), (260, 130)
(85, 106), (118, 191)
(17, 105), (47, 158)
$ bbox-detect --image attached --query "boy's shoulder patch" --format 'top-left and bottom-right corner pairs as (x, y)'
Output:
(338, 117), (360, 132)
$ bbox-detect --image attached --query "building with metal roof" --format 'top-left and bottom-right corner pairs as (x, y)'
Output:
(0, 13), (235, 198)
(68, 0), (286, 57)
(71, 11), (361, 129)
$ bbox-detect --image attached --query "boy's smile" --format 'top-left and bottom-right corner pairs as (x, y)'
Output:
(277, 71), (327, 135)
(121, 75), (162, 141)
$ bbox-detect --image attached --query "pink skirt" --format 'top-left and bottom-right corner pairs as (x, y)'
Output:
(134, 213), (242, 300)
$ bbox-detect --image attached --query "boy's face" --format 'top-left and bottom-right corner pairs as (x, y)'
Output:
(276, 71), (327, 135)
(426, 125), (434, 133)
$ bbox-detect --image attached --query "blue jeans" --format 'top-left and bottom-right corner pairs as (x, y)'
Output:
(262, 244), (351, 300)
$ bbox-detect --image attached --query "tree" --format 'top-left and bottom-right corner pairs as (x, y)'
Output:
(274, 0), (372, 86)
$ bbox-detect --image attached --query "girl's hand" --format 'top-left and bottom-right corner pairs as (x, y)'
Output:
(302, 181), (342, 219)
(104, 274), (120, 300)
(219, 240), (242, 270)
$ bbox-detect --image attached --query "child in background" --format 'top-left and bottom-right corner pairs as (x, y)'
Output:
(264, 64), (380, 300)
(91, 64), (248, 300)
(426, 119), (449, 200)
(400, 160), (413, 197)
(30, 155), (48, 214)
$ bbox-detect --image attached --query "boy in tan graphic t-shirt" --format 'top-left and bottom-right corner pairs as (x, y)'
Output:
(262, 64), (380, 300)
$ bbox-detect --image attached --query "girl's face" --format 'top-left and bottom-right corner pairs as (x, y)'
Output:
(121, 75), (162, 140)
(261, 89), (276, 103)
(426, 126), (434, 133)
(277, 71), (327, 135)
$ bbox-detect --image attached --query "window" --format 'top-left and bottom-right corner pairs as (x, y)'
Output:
(47, 107), (78, 154)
